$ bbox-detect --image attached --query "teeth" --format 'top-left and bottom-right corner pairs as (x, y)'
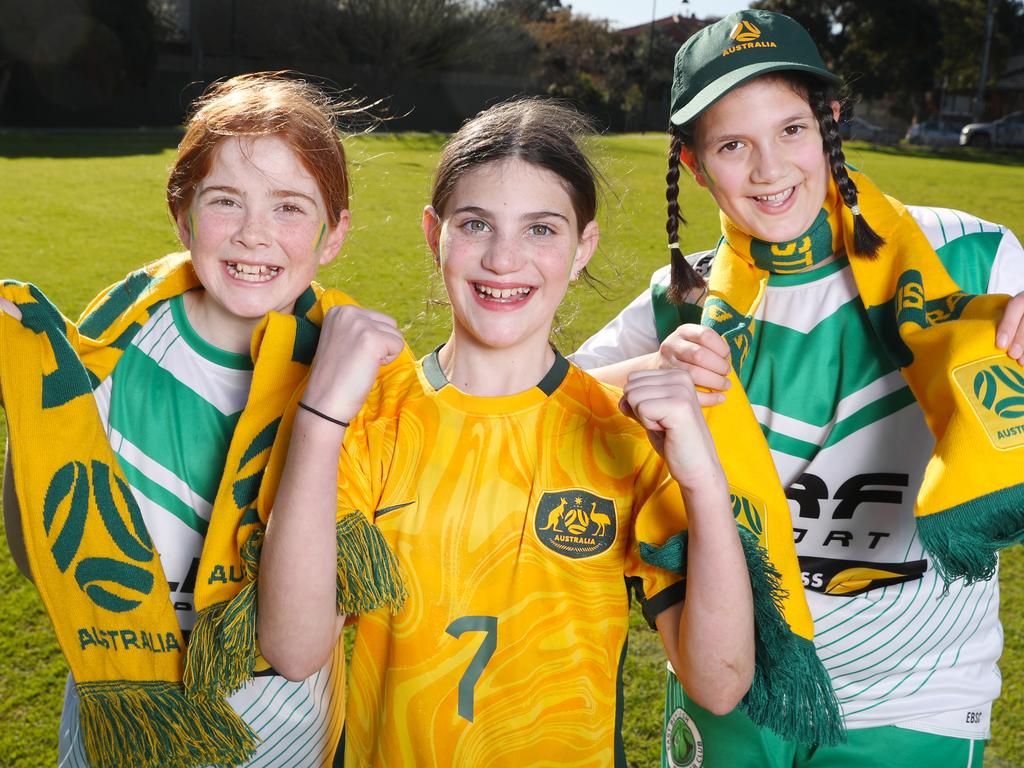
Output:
(226, 262), (281, 282)
(755, 189), (792, 204)
(475, 284), (532, 300)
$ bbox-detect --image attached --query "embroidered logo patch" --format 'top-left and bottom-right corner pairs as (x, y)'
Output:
(729, 20), (760, 42)
(665, 708), (704, 768)
(723, 20), (776, 56)
(953, 356), (1024, 450)
(535, 490), (616, 559)
(730, 487), (768, 548)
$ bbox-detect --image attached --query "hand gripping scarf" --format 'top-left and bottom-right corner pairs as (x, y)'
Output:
(0, 253), (407, 768)
(702, 171), (1024, 587)
(637, 375), (842, 745)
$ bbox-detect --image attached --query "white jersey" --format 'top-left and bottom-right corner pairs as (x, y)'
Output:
(573, 207), (1024, 737)
(58, 294), (345, 767)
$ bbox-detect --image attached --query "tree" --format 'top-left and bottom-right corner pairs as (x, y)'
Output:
(494, 0), (563, 22)
(0, 0), (164, 116)
(753, 0), (1024, 119)
(298, 0), (535, 81)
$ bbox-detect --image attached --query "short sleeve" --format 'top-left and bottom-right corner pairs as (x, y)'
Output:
(988, 226), (1024, 296)
(336, 414), (376, 524)
(623, 450), (690, 629)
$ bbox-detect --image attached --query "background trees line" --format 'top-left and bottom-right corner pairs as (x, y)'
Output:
(0, 0), (1022, 128)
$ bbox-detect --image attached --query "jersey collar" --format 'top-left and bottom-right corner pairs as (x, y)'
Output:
(421, 346), (570, 415)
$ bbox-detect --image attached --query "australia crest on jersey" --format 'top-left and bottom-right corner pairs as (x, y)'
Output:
(534, 490), (617, 559)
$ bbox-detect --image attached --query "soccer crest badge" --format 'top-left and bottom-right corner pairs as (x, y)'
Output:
(535, 490), (617, 558)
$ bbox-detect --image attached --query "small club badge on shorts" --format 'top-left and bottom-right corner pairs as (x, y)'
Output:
(665, 708), (704, 768)
(534, 490), (617, 558)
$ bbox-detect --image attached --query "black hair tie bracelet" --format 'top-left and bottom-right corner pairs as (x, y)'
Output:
(297, 401), (350, 428)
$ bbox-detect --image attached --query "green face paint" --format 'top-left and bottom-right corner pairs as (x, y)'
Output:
(312, 222), (327, 252)
(188, 210), (196, 241)
(697, 157), (716, 188)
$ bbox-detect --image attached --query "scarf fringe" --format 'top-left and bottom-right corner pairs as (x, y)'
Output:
(78, 680), (257, 768)
(640, 529), (845, 746)
(184, 532), (262, 699)
(917, 482), (1024, 585)
(734, 527), (844, 746)
(336, 510), (408, 614)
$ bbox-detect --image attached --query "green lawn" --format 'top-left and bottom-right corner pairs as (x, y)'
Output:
(1, 131), (1022, 766)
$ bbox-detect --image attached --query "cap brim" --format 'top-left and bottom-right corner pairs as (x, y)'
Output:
(670, 62), (842, 126)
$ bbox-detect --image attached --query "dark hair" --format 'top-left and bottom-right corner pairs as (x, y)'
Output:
(664, 73), (884, 303)
(431, 97), (601, 236)
(168, 71), (368, 229)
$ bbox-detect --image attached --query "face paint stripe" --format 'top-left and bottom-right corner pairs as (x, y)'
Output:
(313, 222), (326, 252)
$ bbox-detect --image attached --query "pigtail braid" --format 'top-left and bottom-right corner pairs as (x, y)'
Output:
(666, 129), (703, 302)
(811, 89), (884, 259)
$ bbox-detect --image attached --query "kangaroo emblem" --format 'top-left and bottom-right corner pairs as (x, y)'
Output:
(540, 497), (568, 532)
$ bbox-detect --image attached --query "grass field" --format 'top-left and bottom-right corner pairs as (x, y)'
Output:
(1, 131), (1023, 767)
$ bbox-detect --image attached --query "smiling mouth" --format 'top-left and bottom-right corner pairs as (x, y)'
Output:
(753, 187), (794, 207)
(474, 283), (533, 302)
(226, 262), (282, 283)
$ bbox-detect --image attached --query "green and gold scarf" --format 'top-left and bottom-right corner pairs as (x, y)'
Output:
(703, 172), (1024, 585)
(0, 253), (406, 768)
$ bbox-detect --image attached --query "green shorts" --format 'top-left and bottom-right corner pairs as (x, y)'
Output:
(662, 671), (985, 768)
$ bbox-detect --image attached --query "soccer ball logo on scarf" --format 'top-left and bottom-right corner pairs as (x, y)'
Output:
(953, 355), (1024, 450)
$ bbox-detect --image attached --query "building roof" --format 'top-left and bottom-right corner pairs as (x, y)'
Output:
(617, 14), (708, 44)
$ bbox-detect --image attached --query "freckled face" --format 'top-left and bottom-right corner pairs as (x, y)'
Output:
(179, 135), (347, 339)
(692, 77), (830, 243)
(423, 159), (597, 356)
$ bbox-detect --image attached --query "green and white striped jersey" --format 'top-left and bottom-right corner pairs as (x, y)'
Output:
(58, 294), (344, 767)
(573, 207), (1024, 736)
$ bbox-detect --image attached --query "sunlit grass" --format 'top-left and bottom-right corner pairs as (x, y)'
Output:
(1, 132), (1022, 766)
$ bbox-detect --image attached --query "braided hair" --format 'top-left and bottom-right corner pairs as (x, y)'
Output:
(807, 82), (885, 260)
(664, 73), (885, 303)
(665, 124), (701, 303)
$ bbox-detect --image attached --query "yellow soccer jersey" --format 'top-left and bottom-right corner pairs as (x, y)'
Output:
(340, 350), (689, 767)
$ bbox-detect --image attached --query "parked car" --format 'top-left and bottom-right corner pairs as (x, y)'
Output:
(959, 111), (1024, 148)
(905, 118), (966, 147)
(839, 116), (884, 142)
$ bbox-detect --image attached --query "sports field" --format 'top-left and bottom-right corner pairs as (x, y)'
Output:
(0, 131), (1022, 766)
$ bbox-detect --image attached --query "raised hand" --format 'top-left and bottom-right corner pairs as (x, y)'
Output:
(301, 305), (406, 425)
(0, 297), (22, 321)
(997, 291), (1024, 363)
(620, 368), (725, 493)
(655, 324), (731, 406)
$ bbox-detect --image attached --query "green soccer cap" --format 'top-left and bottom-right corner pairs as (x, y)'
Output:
(669, 10), (840, 126)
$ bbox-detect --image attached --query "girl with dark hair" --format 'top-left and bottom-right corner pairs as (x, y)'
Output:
(574, 10), (1024, 768)
(258, 97), (756, 766)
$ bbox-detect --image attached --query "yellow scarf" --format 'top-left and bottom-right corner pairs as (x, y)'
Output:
(705, 172), (1023, 586)
(0, 254), (407, 768)
(639, 372), (842, 745)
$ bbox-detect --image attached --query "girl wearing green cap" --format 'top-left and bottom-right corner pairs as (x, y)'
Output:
(574, 8), (1024, 768)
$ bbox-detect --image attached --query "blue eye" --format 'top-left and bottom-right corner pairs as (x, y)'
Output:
(464, 219), (488, 232)
(529, 224), (553, 236)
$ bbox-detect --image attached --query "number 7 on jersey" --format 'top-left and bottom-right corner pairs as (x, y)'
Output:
(445, 615), (498, 722)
